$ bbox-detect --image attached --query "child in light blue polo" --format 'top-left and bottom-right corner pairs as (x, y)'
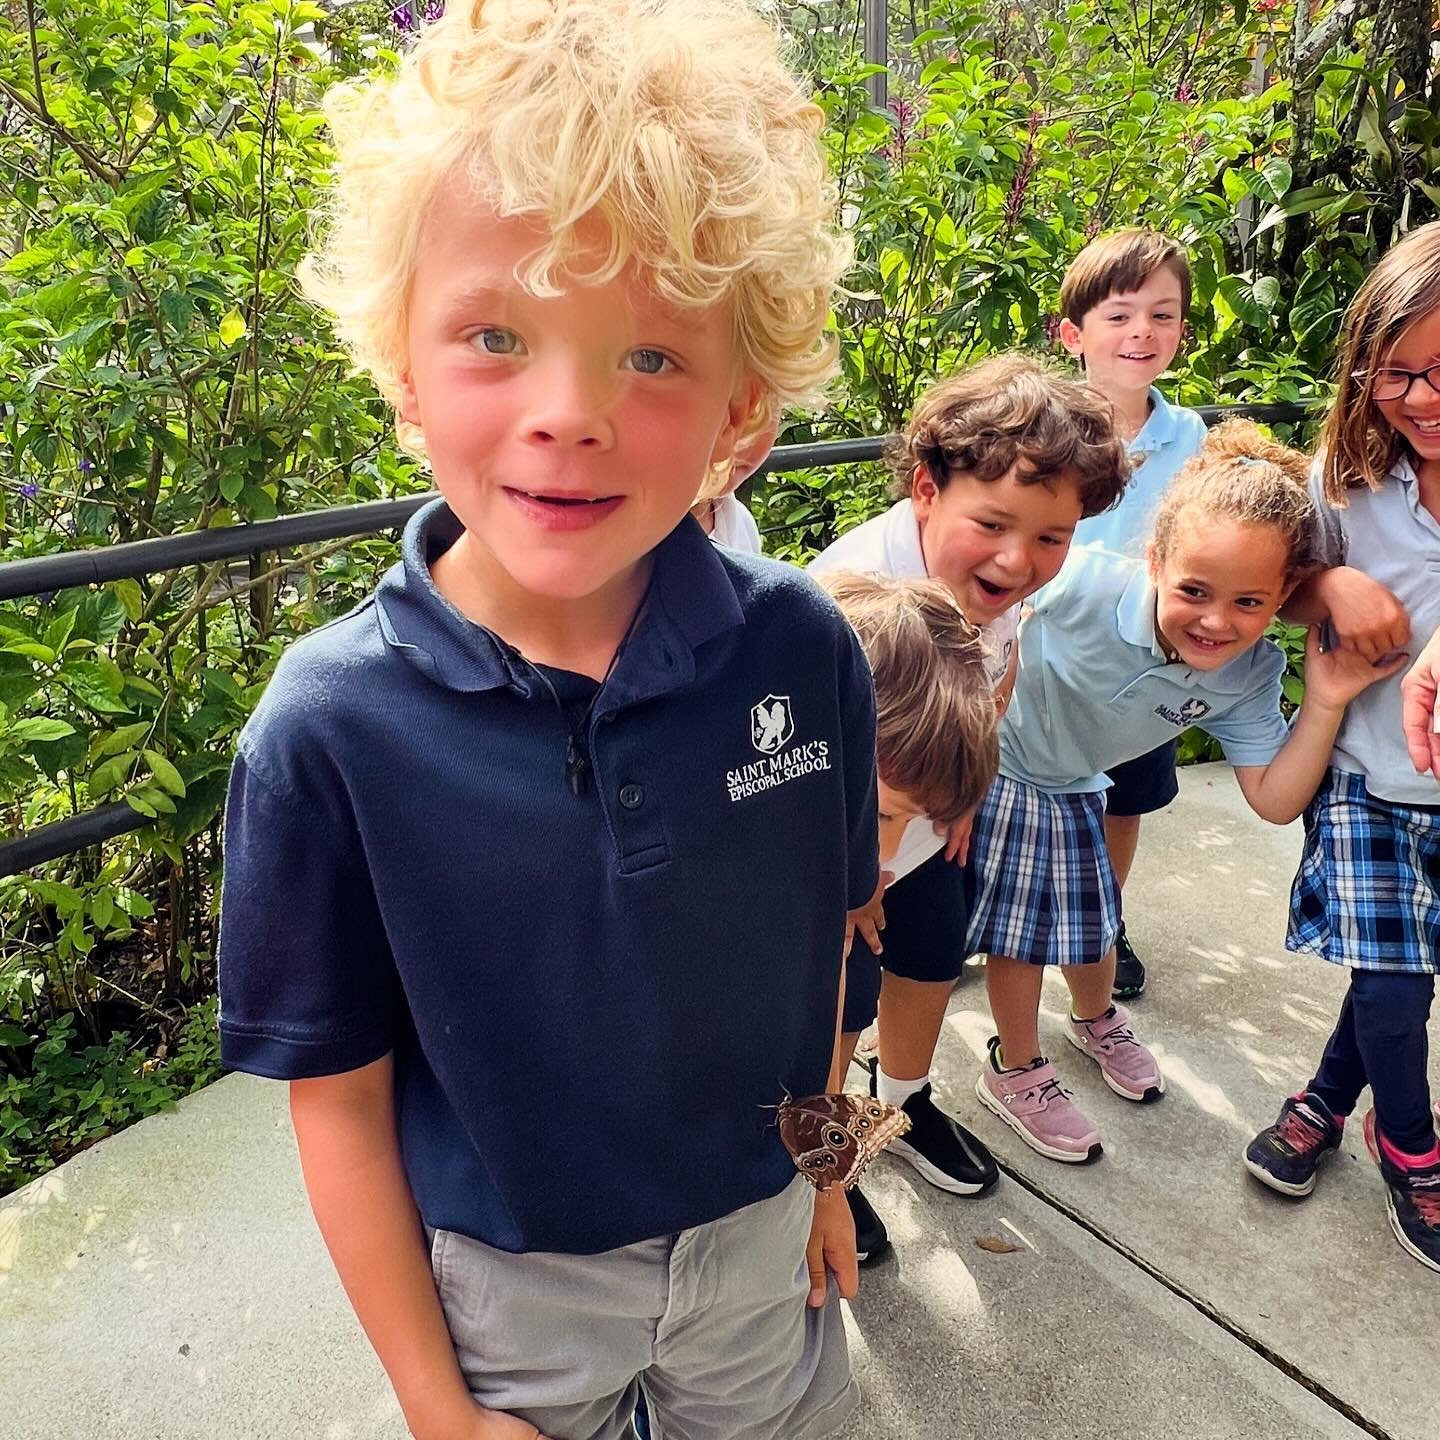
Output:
(967, 422), (1404, 1167)
(1058, 228), (1208, 999)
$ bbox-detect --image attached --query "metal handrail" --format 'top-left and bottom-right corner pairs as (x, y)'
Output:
(0, 401), (1314, 878)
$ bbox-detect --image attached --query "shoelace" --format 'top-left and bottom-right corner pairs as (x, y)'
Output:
(1407, 1171), (1440, 1228)
(1024, 1074), (1070, 1108)
(1276, 1105), (1328, 1155)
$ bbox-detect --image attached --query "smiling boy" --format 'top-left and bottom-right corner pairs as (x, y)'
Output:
(809, 356), (1127, 1260)
(1058, 228), (1209, 999)
(217, 5), (877, 1439)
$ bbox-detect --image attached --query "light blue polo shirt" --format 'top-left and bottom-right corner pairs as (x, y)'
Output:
(1311, 457), (1440, 806)
(1000, 546), (1290, 793)
(1074, 387), (1207, 558)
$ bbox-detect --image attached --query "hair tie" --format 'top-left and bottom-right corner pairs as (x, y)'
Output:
(1237, 455), (1265, 467)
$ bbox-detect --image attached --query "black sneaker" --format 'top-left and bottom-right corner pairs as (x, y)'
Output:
(846, 1184), (890, 1265)
(1244, 1093), (1343, 1197)
(1112, 923), (1146, 1000)
(869, 1061), (999, 1196)
(1364, 1111), (1440, 1274)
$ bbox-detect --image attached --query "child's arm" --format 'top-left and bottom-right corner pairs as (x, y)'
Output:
(1232, 627), (1407, 823)
(290, 1058), (548, 1440)
(1281, 566), (1410, 664)
(806, 949), (859, 1309)
(1401, 625), (1440, 781)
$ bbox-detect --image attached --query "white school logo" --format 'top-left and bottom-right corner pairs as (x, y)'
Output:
(728, 695), (831, 803)
(750, 694), (795, 754)
(1154, 696), (1212, 726)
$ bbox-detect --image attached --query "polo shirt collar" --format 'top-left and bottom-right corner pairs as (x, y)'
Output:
(374, 499), (745, 697)
(1132, 387), (1179, 455)
(883, 499), (928, 578)
(1115, 562), (1166, 658)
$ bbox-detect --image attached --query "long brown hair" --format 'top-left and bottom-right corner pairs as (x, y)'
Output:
(1318, 222), (1440, 505)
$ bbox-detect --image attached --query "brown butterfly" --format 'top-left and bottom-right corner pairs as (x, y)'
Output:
(777, 1093), (911, 1191)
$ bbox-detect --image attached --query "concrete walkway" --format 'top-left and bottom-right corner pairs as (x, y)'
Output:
(3, 765), (1436, 1439)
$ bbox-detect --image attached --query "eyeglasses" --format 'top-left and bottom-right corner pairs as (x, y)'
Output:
(1355, 364), (1440, 402)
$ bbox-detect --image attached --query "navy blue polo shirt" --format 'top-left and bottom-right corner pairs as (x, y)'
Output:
(218, 500), (878, 1254)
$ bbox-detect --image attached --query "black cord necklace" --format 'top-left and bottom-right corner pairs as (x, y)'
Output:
(519, 572), (655, 798)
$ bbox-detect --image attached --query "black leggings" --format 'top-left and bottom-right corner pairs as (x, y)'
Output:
(1308, 969), (1437, 1155)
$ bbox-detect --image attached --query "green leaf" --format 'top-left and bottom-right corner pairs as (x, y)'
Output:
(143, 749), (187, 797)
(91, 890), (114, 930)
(62, 663), (133, 715)
(9, 718), (76, 742)
(1255, 157), (1292, 206)
(93, 721), (151, 758)
(217, 309), (248, 346)
(113, 579), (144, 622)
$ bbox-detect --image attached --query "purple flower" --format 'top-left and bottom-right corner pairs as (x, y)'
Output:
(78, 459), (93, 473)
(37, 591), (54, 606)
(19, 481), (39, 498)
(1174, 81), (1196, 104)
(423, 0), (445, 19)
(390, 3), (415, 31)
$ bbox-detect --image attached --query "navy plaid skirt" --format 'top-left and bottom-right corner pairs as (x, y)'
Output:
(964, 774), (1120, 967)
(1288, 769), (1440, 974)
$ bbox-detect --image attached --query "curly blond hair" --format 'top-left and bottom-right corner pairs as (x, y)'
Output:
(1150, 420), (1322, 587)
(297, 0), (850, 454)
(816, 572), (999, 825)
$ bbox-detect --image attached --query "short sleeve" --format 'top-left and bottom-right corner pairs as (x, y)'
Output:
(837, 626), (880, 908)
(1201, 642), (1292, 769)
(218, 738), (401, 1080)
(1307, 463), (1347, 568)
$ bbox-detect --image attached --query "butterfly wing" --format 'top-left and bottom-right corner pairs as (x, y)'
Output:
(777, 1093), (910, 1191)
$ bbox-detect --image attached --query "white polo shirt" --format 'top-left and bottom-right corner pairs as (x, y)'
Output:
(810, 498), (1019, 880)
(1074, 387), (1207, 558)
(1000, 545), (1290, 793)
(709, 494), (763, 555)
(1311, 457), (1440, 806)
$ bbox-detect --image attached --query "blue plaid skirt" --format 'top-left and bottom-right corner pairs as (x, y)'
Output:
(964, 774), (1120, 967)
(1288, 769), (1440, 974)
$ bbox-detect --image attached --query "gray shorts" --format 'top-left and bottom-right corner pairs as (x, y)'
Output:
(429, 1175), (858, 1440)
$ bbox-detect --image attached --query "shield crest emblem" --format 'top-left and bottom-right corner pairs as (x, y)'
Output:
(750, 694), (794, 754)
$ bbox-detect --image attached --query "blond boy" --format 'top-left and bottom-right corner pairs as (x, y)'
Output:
(217, 5), (877, 1438)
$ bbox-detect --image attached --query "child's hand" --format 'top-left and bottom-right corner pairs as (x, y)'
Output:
(1314, 566), (1410, 663)
(416, 1403), (551, 1440)
(845, 873), (890, 955)
(1302, 625), (1408, 711)
(941, 810), (975, 866)
(806, 1183), (858, 1308)
(1400, 629), (1440, 781)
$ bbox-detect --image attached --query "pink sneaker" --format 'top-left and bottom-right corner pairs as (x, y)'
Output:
(1065, 1005), (1165, 1103)
(975, 1038), (1102, 1164)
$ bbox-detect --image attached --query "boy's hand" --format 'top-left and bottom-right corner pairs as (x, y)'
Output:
(1303, 625), (1408, 711)
(1401, 630), (1440, 780)
(419, 1403), (551, 1440)
(1314, 567), (1410, 663)
(941, 810), (975, 866)
(845, 873), (890, 955)
(806, 1183), (858, 1308)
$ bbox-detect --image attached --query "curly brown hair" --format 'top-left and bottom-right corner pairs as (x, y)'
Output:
(1151, 420), (1323, 588)
(816, 571), (998, 825)
(886, 355), (1129, 519)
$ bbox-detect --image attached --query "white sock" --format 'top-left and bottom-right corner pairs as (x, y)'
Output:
(876, 1067), (927, 1108)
